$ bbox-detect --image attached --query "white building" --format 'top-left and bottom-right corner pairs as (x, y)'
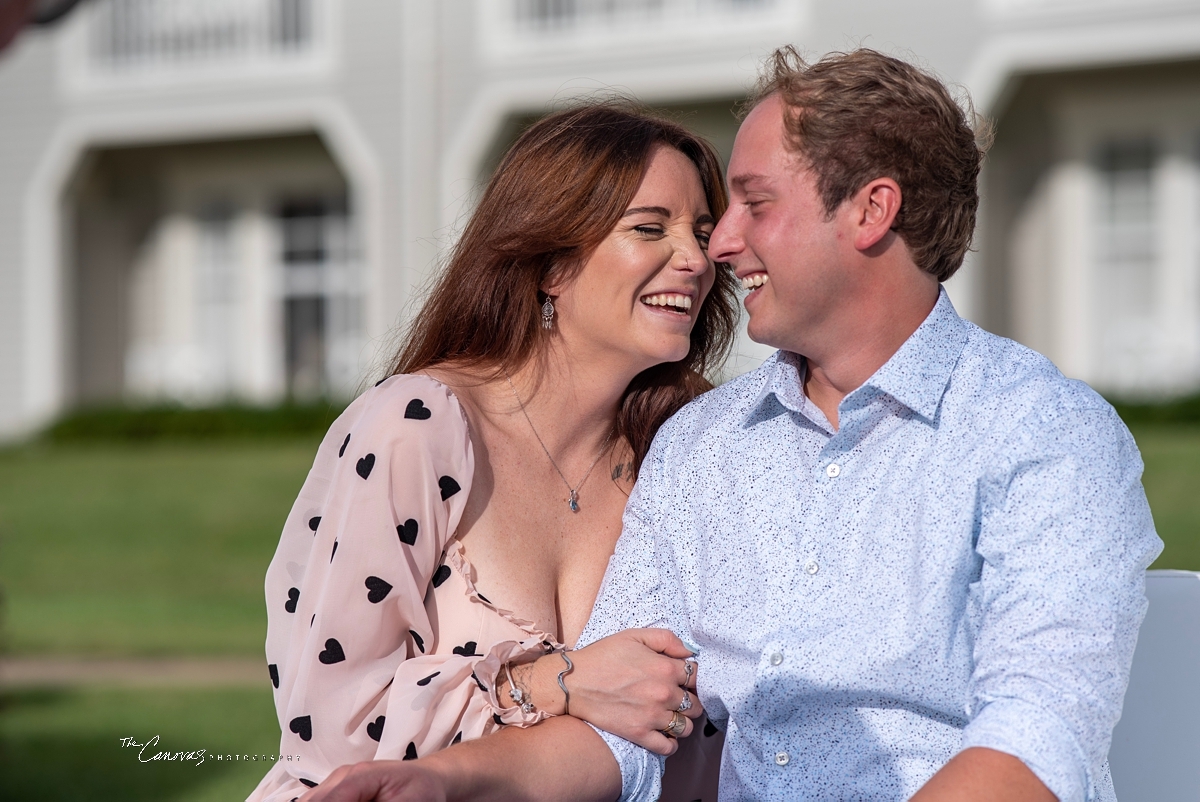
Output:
(1, 0), (1199, 439)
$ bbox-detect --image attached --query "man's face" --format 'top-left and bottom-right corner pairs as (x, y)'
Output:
(710, 94), (849, 353)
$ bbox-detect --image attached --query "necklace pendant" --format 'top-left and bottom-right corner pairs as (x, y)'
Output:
(569, 491), (579, 513)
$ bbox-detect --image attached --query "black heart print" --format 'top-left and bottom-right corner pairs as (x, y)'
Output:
(300, 778), (318, 788)
(356, 454), (375, 479)
(438, 476), (460, 501)
(397, 518), (418, 546)
(451, 731), (462, 745)
(268, 663), (279, 689)
(493, 713), (504, 726)
(330, 541), (338, 561)
(431, 565), (451, 588)
(366, 715), (385, 742)
(404, 399), (432, 420)
(318, 638), (346, 664)
(289, 715), (312, 741)
(703, 719), (719, 737)
(308, 516), (321, 532)
(365, 576), (393, 603)
(285, 587), (299, 613)
(471, 671), (487, 691)
(409, 629), (425, 654)
(339, 433), (350, 457)
(416, 671), (440, 687)
(452, 641), (478, 657)
(403, 742), (418, 761)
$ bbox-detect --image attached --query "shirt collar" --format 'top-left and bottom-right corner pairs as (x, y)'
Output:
(855, 287), (969, 423)
(746, 287), (969, 426)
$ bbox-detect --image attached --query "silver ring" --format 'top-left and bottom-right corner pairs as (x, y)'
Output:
(676, 689), (693, 713)
(684, 660), (694, 680)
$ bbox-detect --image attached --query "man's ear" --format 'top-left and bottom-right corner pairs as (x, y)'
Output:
(852, 177), (902, 252)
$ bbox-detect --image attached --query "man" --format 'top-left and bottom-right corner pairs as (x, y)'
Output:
(308, 47), (1161, 802)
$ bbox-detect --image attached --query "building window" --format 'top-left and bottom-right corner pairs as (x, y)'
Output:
(279, 197), (360, 400)
(1094, 139), (1159, 391)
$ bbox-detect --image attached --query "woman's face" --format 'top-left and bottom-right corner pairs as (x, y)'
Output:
(550, 145), (717, 376)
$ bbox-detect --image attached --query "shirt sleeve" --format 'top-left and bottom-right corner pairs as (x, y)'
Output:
(252, 375), (544, 799)
(963, 401), (1163, 802)
(575, 441), (692, 802)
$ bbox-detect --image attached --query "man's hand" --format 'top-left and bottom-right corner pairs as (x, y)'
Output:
(547, 628), (702, 755)
(911, 747), (1057, 802)
(298, 760), (446, 802)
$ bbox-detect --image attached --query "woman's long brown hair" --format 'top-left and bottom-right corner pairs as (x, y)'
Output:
(388, 101), (738, 477)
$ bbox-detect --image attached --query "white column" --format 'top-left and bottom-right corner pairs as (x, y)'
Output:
(1158, 152), (1200, 392)
(240, 201), (285, 402)
(1050, 160), (1095, 384)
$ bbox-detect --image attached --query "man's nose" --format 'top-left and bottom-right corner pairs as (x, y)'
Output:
(709, 211), (741, 264)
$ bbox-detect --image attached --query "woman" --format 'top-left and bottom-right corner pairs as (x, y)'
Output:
(249, 102), (736, 802)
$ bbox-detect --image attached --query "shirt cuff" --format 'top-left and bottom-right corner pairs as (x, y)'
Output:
(962, 697), (1091, 802)
(587, 723), (665, 802)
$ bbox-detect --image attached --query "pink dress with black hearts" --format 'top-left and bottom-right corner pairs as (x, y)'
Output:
(248, 374), (720, 802)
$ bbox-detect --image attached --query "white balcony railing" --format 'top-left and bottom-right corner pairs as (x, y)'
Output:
(76, 0), (325, 79)
(484, 0), (795, 59)
(513, 0), (777, 31)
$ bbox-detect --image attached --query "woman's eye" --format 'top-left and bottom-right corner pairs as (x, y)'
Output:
(695, 231), (712, 249)
(634, 225), (664, 237)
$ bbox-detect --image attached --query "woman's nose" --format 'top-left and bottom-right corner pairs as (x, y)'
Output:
(673, 234), (709, 274)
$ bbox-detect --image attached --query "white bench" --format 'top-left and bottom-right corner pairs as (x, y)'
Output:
(1109, 569), (1200, 799)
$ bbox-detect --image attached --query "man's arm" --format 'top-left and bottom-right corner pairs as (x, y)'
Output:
(933, 401), (1161, 802)
(303, 717), (622, 802)
(911, 748), (1056, 802)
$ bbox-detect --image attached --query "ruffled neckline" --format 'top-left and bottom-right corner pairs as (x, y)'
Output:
(443, 538), (563, 650)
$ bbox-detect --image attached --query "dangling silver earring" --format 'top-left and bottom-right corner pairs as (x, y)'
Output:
(541, 296), (555, 330)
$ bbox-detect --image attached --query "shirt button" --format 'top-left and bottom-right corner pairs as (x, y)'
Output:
(769, 651), (784, 666)
(775, 751), (790, 766)
(804, 560), (819, 575)
(826, 463), (841, 478)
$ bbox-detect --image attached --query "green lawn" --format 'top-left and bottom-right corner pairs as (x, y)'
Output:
(0, 440), (318, 657)
(0, 685), (279, 802)
(1129, 424), (1200, 570)
(0, 427), (1196, 660)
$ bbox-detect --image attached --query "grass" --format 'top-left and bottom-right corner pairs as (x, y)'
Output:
(0, 423), (1195, 660)
(0, 685), (280, 802)
(0, 439), (318, 656)
(1128, 424), (1200, 570)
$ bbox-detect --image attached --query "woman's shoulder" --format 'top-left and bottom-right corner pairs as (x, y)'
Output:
(321, 373), (472, 460)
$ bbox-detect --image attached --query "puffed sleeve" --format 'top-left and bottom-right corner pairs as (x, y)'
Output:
(249, 375), (507, 799)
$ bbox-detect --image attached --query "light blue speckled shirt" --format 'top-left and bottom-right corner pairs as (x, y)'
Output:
(578, 289), (1162, 802)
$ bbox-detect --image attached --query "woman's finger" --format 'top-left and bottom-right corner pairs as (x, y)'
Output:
(675, 687), (704, 719)
(678, 657), (698, 690)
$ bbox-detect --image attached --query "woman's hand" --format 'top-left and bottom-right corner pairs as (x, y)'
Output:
(299, 760), (446, 802)
(514, 628), (701, 756)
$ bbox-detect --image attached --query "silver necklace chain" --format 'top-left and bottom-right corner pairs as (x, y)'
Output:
(505, 374), (612, 513)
